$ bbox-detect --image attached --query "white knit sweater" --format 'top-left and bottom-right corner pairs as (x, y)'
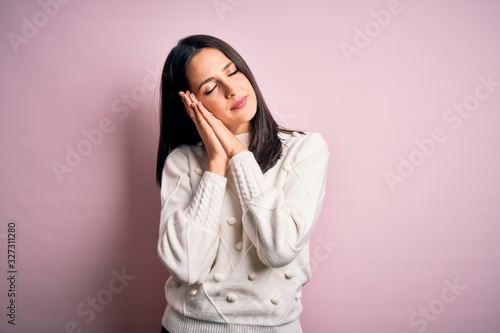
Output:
(158, 131), (329, 333)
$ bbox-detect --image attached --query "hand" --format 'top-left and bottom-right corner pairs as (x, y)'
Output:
(182, 92), (249, 158)
(179, 91), (229, 175)
(179, 91), (249, 173)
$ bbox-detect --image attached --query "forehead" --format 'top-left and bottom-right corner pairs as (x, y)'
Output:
(186, 47), (231, 80)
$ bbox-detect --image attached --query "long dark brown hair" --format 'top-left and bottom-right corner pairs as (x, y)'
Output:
(156, 34), (293, 185)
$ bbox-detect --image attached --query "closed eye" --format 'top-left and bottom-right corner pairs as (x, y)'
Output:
(204, 68), (239, 95)
(204, 85), (217, 95)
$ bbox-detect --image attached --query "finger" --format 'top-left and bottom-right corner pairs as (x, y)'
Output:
(179, 91), (193, 110)
(179, 91), (197, 122)
(194, 101), (232, 146)
(178, 91), (189, 112)
(185, 91), (202, 122)
(192, 105), (222, 152)
(196, 100), (225, 130)
(194, 100), (247, 157)
(186, 91), (200, 109)
(188, 102), (199, 124)
(181, 94), (207, 129)
(180, 92), (228, 159)
(186, 94), (227, 139)
(191, 101), (217, 132)
(178, 91), (189, 108)
(193, 101), (212, 130)
(188, 101), (216, 136)
(185, 92), (214, 126)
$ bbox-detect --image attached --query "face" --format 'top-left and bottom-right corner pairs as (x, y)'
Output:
(186, 47), (257, 135)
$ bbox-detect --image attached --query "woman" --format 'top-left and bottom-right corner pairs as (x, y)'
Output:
(156, 34), (329, 333)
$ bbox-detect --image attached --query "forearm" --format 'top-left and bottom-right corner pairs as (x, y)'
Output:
(208, 157), (228, 176)
(228, 133), (329, 267)
(158, 171), (227, 284)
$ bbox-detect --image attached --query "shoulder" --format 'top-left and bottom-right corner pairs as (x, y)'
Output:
(167, 142), (204, 160)
(279, 131), (329, 158)
(164, 143), (204, 171)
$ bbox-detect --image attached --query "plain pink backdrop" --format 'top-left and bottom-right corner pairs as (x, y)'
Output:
(1, 0), (500, 332)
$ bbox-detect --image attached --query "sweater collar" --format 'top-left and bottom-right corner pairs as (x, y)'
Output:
(235, 133), (251, 147)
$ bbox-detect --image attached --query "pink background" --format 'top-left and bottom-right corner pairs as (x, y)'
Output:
(1, 0), (500, 332)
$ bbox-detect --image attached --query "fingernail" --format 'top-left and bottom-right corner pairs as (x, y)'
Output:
(198, 101), (202, 106)
(190, 92), (196, 99)
(186, 90), (191, 95)
(178, 91), (183, 98)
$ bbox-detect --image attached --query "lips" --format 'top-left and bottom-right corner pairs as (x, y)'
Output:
(231, 96), (247, 110)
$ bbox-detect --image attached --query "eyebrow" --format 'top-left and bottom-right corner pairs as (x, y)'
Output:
(197, 61), (234, 91)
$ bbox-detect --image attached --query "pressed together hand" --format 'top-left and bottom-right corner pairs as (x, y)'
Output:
(178, 90), (248, 176)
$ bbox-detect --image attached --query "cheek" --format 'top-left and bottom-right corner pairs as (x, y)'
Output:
(243, 80), (256, 98)
(200, 97), (226, 116)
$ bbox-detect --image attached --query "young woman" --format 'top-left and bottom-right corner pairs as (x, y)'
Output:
(156, 34), (329, 333)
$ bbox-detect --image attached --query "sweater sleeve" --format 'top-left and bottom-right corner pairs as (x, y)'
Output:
(228, 133), (329, 268)
(157, 148), (227, 285)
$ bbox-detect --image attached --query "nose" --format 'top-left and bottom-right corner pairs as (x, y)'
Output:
(225, 84), (239, 98)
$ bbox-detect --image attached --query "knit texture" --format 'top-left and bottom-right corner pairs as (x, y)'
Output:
(187, 171), (227, 230)
(158, 132), (329, 333)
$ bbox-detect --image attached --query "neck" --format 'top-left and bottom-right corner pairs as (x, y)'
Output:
(235, 132), (251, 147)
